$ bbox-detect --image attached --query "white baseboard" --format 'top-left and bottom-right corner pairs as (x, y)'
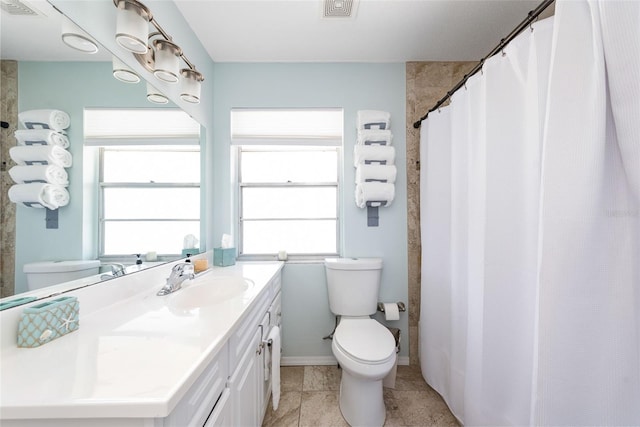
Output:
(281, 355), (410, 366)
(281, 356), (337, 366)
(397, 356), (409, 365)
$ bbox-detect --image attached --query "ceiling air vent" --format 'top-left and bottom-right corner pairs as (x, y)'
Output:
(323, 0), (355, 18)
(0, 0), (42, 15)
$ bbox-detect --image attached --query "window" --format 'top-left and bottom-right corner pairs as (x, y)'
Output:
(85, 109), (200, 257)
(99, 146), (200, 256)
(232, 108), (343, 257)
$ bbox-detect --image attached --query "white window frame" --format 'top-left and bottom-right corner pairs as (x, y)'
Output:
(98, 146), (201, 258)
(232, 108), (343, 260)
(84, 108), (201, 260)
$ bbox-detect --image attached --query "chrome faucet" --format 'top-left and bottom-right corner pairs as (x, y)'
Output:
(110, 263), (127, 277)
(157, 261), (195, 296)
(100, 263), (127, 281)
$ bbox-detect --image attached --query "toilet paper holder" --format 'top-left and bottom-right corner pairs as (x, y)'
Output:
(377, 302), (406, 313)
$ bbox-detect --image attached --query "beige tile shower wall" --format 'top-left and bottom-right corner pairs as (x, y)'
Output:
(1, 60), (17, 298)
(405, 62), (474, 366)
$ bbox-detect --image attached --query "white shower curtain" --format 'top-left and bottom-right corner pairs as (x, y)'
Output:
(419, 0), (639, 425)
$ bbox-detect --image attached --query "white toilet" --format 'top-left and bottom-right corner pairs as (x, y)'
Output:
(324, 258), (396, 427)
(23, 260), (101, 291)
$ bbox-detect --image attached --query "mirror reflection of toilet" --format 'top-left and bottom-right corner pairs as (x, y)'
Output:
(324, 257), (396, 427)
(23, 260), (101, 291)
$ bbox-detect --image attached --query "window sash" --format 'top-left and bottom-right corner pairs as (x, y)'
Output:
(101, 220), (200, 256)
(241, 219), (338, 255)
(98, 147), (200, 257)
(240, 184), (338, 220)
(238, 148), (340, 257)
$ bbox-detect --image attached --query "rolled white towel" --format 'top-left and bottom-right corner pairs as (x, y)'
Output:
(357, 110), (391, 130)
(14, 129), (69, 148)
(8, 183), (70, 210)
(355, 182), (395, 208)
(355, 164), (397, 184)
(9, 165), (69, 186)
(354, 145), (395, 167)
(9, 145), (72, 168)
(357, 129), (393, 146)
(19, 109), (70, 131)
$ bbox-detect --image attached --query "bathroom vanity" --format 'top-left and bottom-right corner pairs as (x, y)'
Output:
(0, 258), (283, 427)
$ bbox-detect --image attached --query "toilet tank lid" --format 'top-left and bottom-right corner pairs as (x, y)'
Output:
(324, 257), (382, 270)
(23, 260), (101, 273)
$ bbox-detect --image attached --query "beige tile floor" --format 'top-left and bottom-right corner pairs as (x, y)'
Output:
(262, 365), (459, 427)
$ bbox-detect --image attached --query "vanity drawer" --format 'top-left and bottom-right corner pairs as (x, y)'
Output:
(164, 344), (229, 427)
(270, 272), (282, 298)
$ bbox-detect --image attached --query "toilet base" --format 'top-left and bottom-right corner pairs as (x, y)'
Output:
(339, 369), (386, 427)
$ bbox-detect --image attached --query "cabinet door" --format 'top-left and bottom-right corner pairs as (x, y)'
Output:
(204, 388), (231, 427)
(229, 328), (261, 427)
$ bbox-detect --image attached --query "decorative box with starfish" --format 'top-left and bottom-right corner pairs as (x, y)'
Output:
(17, 296), (79, 348)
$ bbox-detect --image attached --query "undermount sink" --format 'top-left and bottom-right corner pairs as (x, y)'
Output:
(166, 275), (254, 310)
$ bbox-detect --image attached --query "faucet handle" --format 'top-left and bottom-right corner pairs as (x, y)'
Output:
(183, 263), (195, 277)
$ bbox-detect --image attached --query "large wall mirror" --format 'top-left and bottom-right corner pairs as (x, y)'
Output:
(0, 0), (211, 307)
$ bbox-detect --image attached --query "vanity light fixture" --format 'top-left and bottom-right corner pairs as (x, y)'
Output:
(180, 69), (204, 103)
(114, 0), (151, 54)
(146, 82), (169, 104)
(153, 39), (182, 83)
(61, 15), (99, 54)
(112, 0), (205, 103)
(112, 56), (140, 83)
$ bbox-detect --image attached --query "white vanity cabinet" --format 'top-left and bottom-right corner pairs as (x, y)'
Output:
(175, 269), (282, 427)
(228, 270), (282, 427)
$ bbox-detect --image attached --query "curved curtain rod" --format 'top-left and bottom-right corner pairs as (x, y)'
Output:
(412, 0), (555, 129)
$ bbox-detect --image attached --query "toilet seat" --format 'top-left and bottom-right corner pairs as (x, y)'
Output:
(333, 318), (396, 364)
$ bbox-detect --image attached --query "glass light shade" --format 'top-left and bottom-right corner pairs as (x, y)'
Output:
(180, 69), (203, 104)
(115, 0), (150, 54)
(153, 39), (181, 83)
(61, 16), (99, 54)
(146, 83), (168, 104)
(112, 56), (140, 83)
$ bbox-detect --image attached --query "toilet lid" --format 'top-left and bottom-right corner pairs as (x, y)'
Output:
(334, 319), (396, 364)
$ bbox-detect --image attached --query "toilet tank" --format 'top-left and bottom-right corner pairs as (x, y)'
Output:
(23, 260), (101, 291)
(324, 258), (383, 316)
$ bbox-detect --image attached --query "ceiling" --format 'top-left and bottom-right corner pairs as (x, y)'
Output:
(1, 0), (552, 63)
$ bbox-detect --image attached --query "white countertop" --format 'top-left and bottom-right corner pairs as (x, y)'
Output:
(0, 261), (283, 420)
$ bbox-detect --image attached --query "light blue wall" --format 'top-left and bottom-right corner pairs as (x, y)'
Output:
(212, 63), (409, 360)
(15, 61), (156, 293)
